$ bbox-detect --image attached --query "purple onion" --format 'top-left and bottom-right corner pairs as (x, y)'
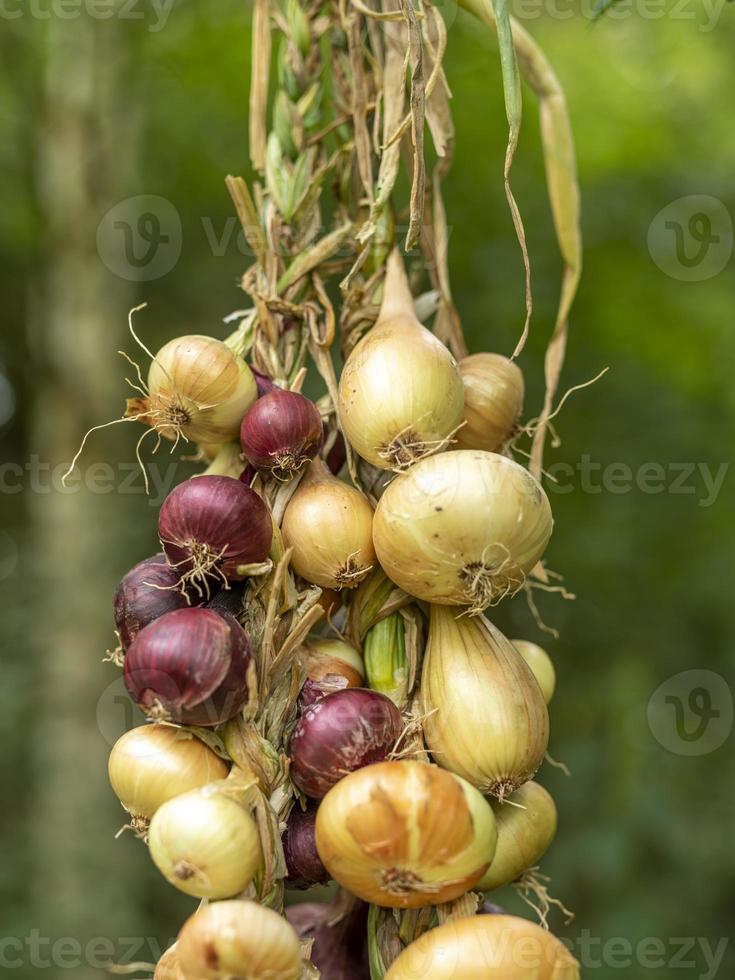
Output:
(250, 367), (281, 398)
(283, 805), (329, 889)
(286, 898), (369, 980)
(289, 688), (403, 799)
(113, 554), (197, 650)
(240, 389), (323, 480)
(123, 607), (251, 727)
(322, 426), (347, 476)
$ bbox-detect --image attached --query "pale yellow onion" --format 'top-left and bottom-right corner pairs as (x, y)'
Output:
(315, 760), (497, 908)
(384, 914), (580, 980)
(154, 945), (185, 980)
(513, 639), (556, 704)
(421, 607), (549, 798)
(143, 335), (257, 444)
(177, 900), (302, 980)
(456, 351), (525, 452)
(477, 780), (557, 891)
(373, 450), (552, 610)
(148, 785), (260, 899)
(108, 725), (229, 821)
(298, 636), (365, 687)
(282, 458), (376, 589)
(338, 250), (464, 470)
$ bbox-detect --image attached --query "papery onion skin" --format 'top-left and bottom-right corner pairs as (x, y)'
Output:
(456, 352), (524, 452)
(240, 389), (323, 479)
(154, 946), (185, 980)
(148, 788), (260, 899)
(290, 688), (402, 799)
(383, 914), (580, 980)
(373, 451), (552, 611)
(177, 900), (302, 980)
(146, 335), (257, 444)
(108, 725), (228, 820)
(123, 607), (251, 727)
(114, 554), (195, 650)
(513, 639), (556, 704)
(421, 607), (549, 799)
(476, 781), (557, 892)
(297, 637), (365, 708)
(286, 899), (370, 980)
(315, 760), (497, 908)
(283, 804), (330, 889)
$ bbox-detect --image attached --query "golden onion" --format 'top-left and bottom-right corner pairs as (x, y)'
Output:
(384, 914), (580, 979)
(314, 760), (497, 908)
(298, 636), (365, 689)
(177, 900), (302, 980)
(477, 780), (558, 891)
(421, 607), (549, 798)
(513, 639), (556, 704)
(337, 250), (464, 470)
(456, 352), (524, 452)
(373, 450), (553, 611)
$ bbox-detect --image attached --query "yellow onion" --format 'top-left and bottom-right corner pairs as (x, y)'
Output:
(108, 725), (228, 824)
(298, 636), (365, 706)
(133, 335), (257, 444)
(456, 352), (524, 452)
(154, 946), (185, 980)
(373, 450), (552, 611)
(476, 781), (557, 891)
(384, 914), (580, 979)
(421, 607), (549, 798)
(315, 760), (497, 908)
(337, 250), (464, 470)
(177, 900), (302, 980)
(148, 785), (260, 898)
(282, 458), (376, 589)
(513, 639), (556, 704)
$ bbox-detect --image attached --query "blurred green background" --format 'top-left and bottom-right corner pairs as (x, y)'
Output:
(1, 1), (734, 977)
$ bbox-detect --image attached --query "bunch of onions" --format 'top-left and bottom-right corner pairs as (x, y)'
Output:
(282, 459), (375, 590)
(373, 451), (553, 611)
(455, 352), (524, 452)
(123, 607), (251, 726)
(337, 249), (464, 470)
(513, 639), (556, 704)
(108, 725), (228, 826)
(289, 688), (402, 798)
(240, 388), (323, 479)
(158, 475), (272, 594)
(297, 636), (365, 707)
(383, 914), (580, 979)
(282, 804), (330, 889)
(421, 607), (549, 798)
(148, 785), (261, 899)
(314, 760), (497, 908)
(113, 553), (197, 650)
(287, 898), (370, 979)
(476, 781), (558, 891)
(176, 900), (302, 980)
(131, 334), (257, 444)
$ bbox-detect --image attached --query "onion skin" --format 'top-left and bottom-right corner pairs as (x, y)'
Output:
(373, 451), (552, 610)
(297, 637), (365, 708)
(286, 899), (370, 980)
(513, 639), (556, 704)
(108, 725), (228, 820)
(421, 607), (549, 798)
(315, 760), (497, 908)
(240, 389), (323, 479)
(283, 805), (330, 889)
(123, 608), (251, 727)
(383, 914), (580, 979)
(476, 781), (557, 892)
(456, 352), (524, 452)
(154, 946), (185, 980)
(177, 900), (302, 980)
(114, 554), (195, 649)
(289, 688), (403, 799)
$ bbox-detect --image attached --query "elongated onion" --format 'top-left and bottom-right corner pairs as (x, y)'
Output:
(421, 607), (549, 798)
(282, 459), (376, 589)
(513, 639), (556, 704)
(148, 785), (260, 898)
(315, 760), (497, 908)
(384, 914), (580, 979)
(477, 781), (557, 891)
(177, 900), (302, 980)
(373, 450), (552, 611)
(456, 352), (524, 452)
(108, 725), (228, 824)
(338, 250), (464, 470)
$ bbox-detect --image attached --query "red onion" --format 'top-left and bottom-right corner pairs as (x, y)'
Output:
(114, 554), (197, 649)
(322, 425), (347, 476)
(289, 688), (403, 799)
(286, 898), (369, 980)
(283, 805), (329, 889)
(240, 389), (322, 480)
(123, 607), (251, 726)
(250, 366), (281, 398)
(158, 475), (272, 595)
